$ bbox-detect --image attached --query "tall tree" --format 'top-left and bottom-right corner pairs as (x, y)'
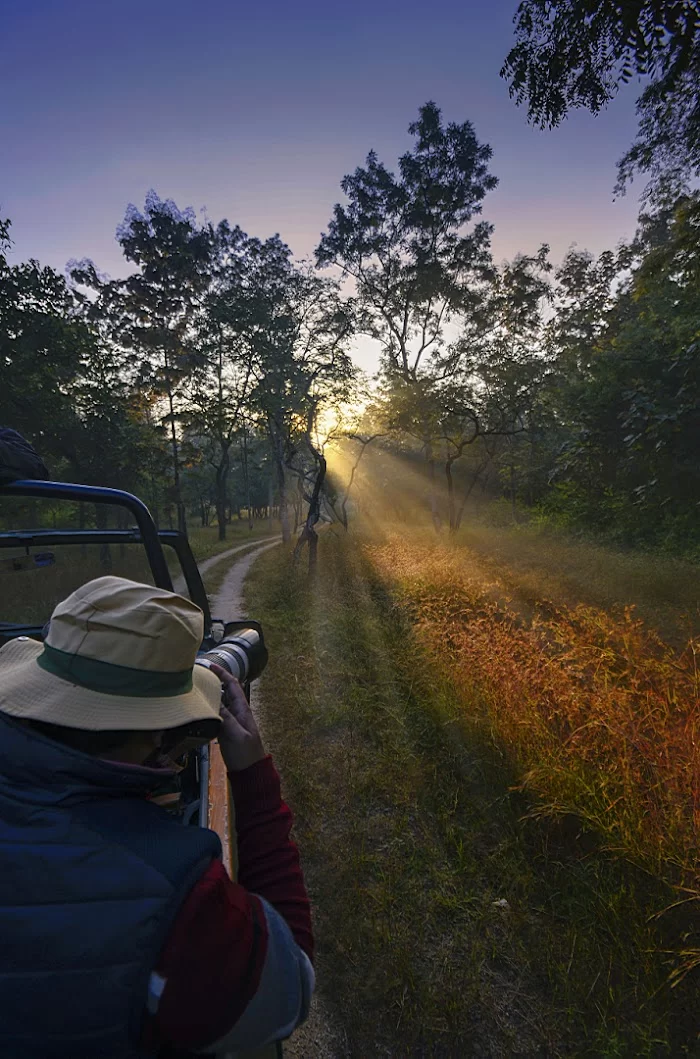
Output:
(317, 102), (497, 527)
(435, 247), (552, 531)
(186, 221), (254, 539)
(112, 191), (216, 533)
(245, 249), (355, 546)
(285, 270), (355, 569)
(537, 192), (700, 547)
(0, 218), (91, 464)
(228, 234), (300, 542)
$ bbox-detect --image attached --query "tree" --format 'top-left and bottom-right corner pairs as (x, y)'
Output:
(317, 101), (497, 526)
(0, 218), (92, 465)
(186, 221), (254, 539)
(336, 432), (388, 529)
(501, 0), (700, 194)
(435, 247), (552, 530)
(538, 192), (700, 548)
(247, 253), (355, 548)
(111, 191), (216, 533)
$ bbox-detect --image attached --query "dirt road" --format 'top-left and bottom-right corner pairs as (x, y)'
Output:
(173, 537), (280, 598)
(204, 540), (349, 1059)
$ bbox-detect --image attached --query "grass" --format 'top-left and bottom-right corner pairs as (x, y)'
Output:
(245, 531), (699, 1056)
(0, 543), (156, 626)
(453, 515), (700, 647)
(371, 536), (700, 953)
(200, 542), (275, 601)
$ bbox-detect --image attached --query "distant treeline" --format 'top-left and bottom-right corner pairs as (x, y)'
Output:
(1, 104), (698, 555)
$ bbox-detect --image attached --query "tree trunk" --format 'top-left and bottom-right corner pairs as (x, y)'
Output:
(268, 479), (274, 530)
(293, 474), (305, 532)
(445, 458), (456, 532)
(454, 460), (489, 533)
(241, 426), (254, 531)
(166, 386), (187, 536)
(340, 438), (375, 531)
(215, 445), (231, 541)
(294, 453), (326, 577)
(426, 442), (441, 533)
(271, 431), (291, 543)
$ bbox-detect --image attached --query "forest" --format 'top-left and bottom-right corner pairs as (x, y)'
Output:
(2, 110), (699, 558)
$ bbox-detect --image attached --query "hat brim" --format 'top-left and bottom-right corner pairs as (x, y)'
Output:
(0, 638), (223, 731)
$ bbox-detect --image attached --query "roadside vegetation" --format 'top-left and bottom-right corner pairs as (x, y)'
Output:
(246, 527), (699, 1056)
(0, 507), (274, 626)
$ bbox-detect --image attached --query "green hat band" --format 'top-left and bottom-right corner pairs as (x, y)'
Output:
(37, 643), (194, 698)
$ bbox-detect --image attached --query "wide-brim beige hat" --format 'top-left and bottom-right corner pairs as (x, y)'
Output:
(0, 575), (223, 731)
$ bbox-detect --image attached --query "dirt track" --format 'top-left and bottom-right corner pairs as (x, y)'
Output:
(202, 539), (349, 1059)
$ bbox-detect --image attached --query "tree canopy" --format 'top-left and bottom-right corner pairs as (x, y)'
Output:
(501, 0), (700, 192)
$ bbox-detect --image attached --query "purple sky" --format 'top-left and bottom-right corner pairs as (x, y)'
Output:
(1, 0), (645, 372)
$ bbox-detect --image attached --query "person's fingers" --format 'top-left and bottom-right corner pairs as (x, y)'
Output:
(209, 664), (256, 730)
(209, 662), (238, 694)
(219, 702), (242, 730)
(208, 664), (244, 708)
(217, 702), (247, 741)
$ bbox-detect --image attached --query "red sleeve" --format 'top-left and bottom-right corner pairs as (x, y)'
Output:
(147, 755), (313, 1052)
(229, 755), (313, 960)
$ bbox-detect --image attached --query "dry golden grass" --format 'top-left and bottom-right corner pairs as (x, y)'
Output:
(370, 537), (700, 921)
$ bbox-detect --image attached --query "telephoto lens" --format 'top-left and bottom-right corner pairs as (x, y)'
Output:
(194, 621), (268, 686)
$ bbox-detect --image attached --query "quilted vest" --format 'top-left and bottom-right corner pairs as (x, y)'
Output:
(0, 711), (221, 1058)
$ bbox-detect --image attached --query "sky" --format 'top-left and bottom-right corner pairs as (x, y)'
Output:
(1, 0), (646, 374)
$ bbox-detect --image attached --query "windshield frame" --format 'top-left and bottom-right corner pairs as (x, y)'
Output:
(0, 481), (211, 641)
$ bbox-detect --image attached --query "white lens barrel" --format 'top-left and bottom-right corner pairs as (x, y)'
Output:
(196, 639), (251, 682)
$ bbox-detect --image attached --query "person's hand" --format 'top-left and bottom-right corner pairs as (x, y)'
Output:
(209, 664), (266, 773)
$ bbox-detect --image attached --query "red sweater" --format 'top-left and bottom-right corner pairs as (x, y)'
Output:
(145, 755), (313, 1053)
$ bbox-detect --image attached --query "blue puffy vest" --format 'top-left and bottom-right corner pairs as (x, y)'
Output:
(0, 712), (222, 1058)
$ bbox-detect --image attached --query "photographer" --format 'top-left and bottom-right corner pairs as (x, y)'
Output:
(0, 575), (314, 1058)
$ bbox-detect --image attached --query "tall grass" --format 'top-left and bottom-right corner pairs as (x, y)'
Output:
(369, 536), (700, 979)
(454, 514), (700, 646)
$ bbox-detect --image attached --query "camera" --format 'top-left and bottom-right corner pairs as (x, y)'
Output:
(195, 620), (268, 686)
(156, 621), (268, 767)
